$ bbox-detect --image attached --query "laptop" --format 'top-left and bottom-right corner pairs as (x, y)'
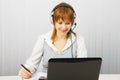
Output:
(47, 57), (102, 80)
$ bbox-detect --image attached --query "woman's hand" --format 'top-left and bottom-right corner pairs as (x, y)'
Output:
(19, 67), (33, 79)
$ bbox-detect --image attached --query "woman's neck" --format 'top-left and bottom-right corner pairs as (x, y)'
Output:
(56, 33), (67, 40)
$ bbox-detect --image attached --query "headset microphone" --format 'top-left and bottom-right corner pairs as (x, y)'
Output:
(67, 22), (77, 35)
(72, 23), (77, 30)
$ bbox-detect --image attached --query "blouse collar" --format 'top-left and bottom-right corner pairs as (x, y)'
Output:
(44, 30), (76, 52)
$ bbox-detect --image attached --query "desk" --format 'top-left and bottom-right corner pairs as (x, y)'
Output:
(99, 74), (120, 80)
(0, 74), (120, 80)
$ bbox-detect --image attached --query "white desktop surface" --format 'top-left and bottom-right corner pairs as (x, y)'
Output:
(0, 74), (120, 80)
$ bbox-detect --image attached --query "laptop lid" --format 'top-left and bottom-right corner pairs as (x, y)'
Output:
(47, 57), (102, 80)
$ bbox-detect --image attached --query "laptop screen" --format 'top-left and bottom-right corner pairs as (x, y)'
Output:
(47, 58), (102, 80)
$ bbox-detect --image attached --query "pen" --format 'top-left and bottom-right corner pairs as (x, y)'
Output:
(21, 64), (31, 73)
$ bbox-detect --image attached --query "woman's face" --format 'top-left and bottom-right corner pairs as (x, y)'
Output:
(54, 19), (72, 36)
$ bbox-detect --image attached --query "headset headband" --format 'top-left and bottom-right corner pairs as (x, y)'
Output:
(51, 2), (76, 16)
(51, 2), (77, 27)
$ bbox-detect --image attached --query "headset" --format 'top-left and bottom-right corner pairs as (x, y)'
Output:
(51, 2), (77, 29)
(51, 2), (77, 58)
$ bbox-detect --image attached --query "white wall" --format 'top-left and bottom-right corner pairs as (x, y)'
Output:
(0, 0), (120, 75)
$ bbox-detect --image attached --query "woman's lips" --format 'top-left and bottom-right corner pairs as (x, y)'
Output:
(61, 30), (68, 32)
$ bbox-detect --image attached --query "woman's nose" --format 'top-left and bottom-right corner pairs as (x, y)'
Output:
(62, 24), (67, 29)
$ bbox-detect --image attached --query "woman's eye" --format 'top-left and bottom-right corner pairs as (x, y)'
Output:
(58, 22), (62, 24)
(66, 23), (70, 25)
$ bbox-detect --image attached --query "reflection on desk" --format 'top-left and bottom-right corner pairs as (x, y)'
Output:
(0, 74), (120, 80)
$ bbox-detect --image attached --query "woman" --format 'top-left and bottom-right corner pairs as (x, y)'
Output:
(19, 2), (87, 79)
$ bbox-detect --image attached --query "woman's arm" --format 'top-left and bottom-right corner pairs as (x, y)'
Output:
(25, 35), (45, 73)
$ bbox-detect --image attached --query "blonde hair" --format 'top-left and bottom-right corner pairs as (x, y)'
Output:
(51, 4), (76, 43)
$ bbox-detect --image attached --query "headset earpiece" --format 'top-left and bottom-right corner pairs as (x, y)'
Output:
(51, 14), (54, 24)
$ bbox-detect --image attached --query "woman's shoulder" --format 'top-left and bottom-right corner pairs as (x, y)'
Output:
(37, 31), (52, 40)
(76, 34), (85, 42)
